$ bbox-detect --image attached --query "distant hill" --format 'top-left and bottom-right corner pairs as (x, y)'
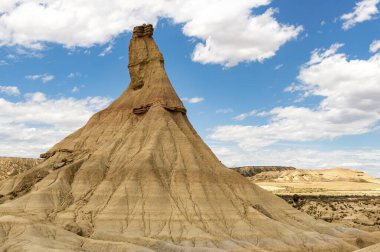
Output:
(232, 166), (296, 177)
(0, 157), (41, 180)
(251, 167), (379, 183)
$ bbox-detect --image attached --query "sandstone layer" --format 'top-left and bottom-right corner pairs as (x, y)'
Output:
(233, 166), (296, 178)
(0, 25), (379, 251)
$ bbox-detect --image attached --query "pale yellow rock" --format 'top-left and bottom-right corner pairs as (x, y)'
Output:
(0, 25), (379, 251)
(252, 167), (380, 196)
(252, 167), (380, 183)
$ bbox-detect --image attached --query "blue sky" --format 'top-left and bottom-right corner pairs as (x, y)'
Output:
(1, 0), (380, 176)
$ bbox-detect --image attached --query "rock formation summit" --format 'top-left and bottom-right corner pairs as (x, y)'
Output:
(0, 25), (379, 251)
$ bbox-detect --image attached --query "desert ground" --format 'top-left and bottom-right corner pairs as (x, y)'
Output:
(2, 158), (380, 236)
(234, 166), (380, 233)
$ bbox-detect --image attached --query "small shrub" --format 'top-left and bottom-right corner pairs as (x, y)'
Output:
(356, 238), (365, 248)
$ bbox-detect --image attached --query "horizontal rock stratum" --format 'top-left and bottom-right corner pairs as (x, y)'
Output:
(0, 24), (379, 251)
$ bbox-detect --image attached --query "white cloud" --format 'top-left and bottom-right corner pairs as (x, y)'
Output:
(188, 6), (302, 67)
(41, 75), (54, 83)
(274, 64), (283, 70)
(0, 59), (7, 66)
(25, 75), (40, 81)
(67, 72), (82, 78)
(370, 39), (380, 53)
(6, 47), (43, 59)
(233, 110), (257, 121)
(0, 91), (111, 157)
(216, 108), (233, 114)
(0, 0), (302, 67)
(306, 43), (344, 65)
(211, 145), (380, 177)
(71, 86), (80, 93)
(210, 43), (380, 151)
(6, 54), (15, 59)
(181, 97), (204, 104)
(0, 86), (20, 96)
(0, 1), (18, 13)
(341, 0), (380, 30)
(189, 97), (204, 103)
(25, 73), (55, 83)
(99, 43), (113, 57)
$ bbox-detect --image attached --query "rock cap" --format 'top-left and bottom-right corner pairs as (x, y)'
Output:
(133, 24), (154, 37)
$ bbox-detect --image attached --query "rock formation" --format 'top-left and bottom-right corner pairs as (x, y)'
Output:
(0, 25), (379, 251)
(252, 167), (380, 183)
(232, 166), (296, 178)
(0, 157), (42, 181)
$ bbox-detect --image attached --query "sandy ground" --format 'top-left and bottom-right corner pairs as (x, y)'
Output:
(254, 180), (380, 233)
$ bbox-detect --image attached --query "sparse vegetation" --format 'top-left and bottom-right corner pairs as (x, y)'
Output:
(279, 195), (380, 232)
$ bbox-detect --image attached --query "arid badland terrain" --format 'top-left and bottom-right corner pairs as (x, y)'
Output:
(234, 167), (380, 233)
(0, 25), (379, 251)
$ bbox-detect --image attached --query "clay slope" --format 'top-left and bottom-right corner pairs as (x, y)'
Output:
(0, 157), (42, 181)
(355, 243), (380, 252)
(0, 24), (379, 252)
(252, 167), (379, 183)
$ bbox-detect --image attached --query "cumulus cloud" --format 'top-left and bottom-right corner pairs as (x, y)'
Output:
(341, 0), (380, 30)
(211, 145), (380, 177)
(181, 97), (205, 104)
(0, 0), (302, 67)
(370, 39), (380, 53)
(0, 1), (18, 13)
(210, 43), (380, 151)
(187, 6), (302, 67)
(0, 86), (20, 96)
(25, 73), (55, 83)
(0, 91), (111, 157)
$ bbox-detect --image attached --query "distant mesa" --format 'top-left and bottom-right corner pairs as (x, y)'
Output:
(251, 167), (379, 183)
